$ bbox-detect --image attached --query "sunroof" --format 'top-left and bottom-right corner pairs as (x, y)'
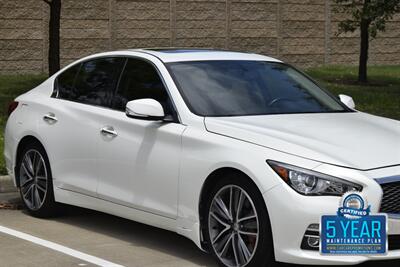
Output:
(148, 48), (222, 53)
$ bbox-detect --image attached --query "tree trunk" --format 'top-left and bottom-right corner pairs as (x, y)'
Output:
(358, 19), (369, 83)
(48, 0), (61, 76)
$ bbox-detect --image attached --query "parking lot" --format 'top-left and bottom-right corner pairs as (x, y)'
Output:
(0, 177), (398, 267)
(0, 206), (217, 267)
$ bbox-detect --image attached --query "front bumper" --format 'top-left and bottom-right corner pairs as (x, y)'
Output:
(263, 182), (400, 265)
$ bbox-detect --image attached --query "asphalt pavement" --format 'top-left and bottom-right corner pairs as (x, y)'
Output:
(0, 176), (398, 267)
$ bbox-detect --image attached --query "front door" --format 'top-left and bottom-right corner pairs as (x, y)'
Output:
(96, 58), (185, 219)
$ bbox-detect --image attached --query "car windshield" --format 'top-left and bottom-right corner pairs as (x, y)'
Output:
(167, 61), (348, 116)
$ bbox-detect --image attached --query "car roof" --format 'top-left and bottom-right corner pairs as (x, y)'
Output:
(129, 48), (282, 63)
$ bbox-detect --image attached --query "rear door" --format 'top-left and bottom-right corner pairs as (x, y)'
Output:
(38, 57), (125, 196)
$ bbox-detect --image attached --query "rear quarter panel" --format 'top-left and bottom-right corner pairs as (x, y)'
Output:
(4, 79), (54, 184)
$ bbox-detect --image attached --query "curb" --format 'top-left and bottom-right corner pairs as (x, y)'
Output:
(0, 175), (17, 193)
(0, 175), (12, 181)
(0, 175), (22, 209)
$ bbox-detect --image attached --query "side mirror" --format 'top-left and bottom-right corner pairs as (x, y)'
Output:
(339, 94), (355, 109)
(126, 99), (165, 121)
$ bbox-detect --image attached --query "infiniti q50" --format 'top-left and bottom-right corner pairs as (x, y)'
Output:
(4, 49), (400, 267)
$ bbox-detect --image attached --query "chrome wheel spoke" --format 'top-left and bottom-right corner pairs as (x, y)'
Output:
(36, 178), (47, 187)
(238, 230), (258, 236)
(19, 149), (48, 211)
(228, 187), (233, 218)
(214, 196), (232, 221)
(23, 154), (34, 176)
(21, 162), (33, 180)
(34, 186), (41, 208)
(32, 152), (38, 172)
(23, 184), (34, 198)
(36, 176), (47, 182)
(36, 183), (46, 193)
(238, 234), (252, 262)
(218, 233), (233, 257)
(238, 214), (256, 223)
(34, 157), (43, 176)
(30, 185), (36, 208)
(235, 191), (244, 221)
(209, 185), (259, 267)
(210, 212), (230, 227)
(20, 177), (34, 188)
(212, 225), (231, 245)
(231, 235), (240, 267)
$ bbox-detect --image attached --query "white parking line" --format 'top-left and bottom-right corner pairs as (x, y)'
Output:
(0, 225), (125, 267)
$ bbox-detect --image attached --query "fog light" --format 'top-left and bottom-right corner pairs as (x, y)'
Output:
(307, 236), (320, 248)
(301, 224), (320, 251)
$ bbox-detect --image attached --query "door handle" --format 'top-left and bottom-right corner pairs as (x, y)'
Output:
(43, 113), (58, 124)
(100, 126), (118, 137)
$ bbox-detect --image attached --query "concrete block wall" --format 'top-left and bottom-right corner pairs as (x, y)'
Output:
(0, 0), (399, 74)
(0, 0), (45, 73)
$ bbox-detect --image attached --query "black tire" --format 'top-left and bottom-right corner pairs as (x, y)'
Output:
(203, 172), (275, 267)
(16, 141), (58, 218)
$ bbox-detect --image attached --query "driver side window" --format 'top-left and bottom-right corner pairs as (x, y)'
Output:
(112, 58), (174, 116)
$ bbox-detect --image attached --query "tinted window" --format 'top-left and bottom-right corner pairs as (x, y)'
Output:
(167, 61), (347, 116)
(112, 59), (172, 114)
(72, 57), (124, 107)
(56, 63), (81, 100)
(57, 58), (125, 107)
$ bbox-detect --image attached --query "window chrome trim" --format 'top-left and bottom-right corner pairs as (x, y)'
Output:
(52, 54), (182, 124)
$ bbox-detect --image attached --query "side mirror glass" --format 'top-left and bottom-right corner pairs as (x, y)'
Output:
(126, 99), (165, 121)
(339, 94), (355, 109)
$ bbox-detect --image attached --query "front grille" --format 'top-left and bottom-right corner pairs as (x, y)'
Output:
(389, 235), (400, 250)
(380, 182), (400, 214)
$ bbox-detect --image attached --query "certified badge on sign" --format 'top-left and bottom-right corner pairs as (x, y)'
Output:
(321, 192), (387, 255)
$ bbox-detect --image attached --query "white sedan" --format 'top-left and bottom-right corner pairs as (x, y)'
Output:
(4, 49), (400, 267)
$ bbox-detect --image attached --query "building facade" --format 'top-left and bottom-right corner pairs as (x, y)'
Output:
(1, 0), (399, 74)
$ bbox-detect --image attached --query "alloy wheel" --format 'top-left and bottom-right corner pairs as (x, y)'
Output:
(208, 185), (259, 267)
(19, 149), (48, 211)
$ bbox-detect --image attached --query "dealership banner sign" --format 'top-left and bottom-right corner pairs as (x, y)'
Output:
(321, 193), (387, 255)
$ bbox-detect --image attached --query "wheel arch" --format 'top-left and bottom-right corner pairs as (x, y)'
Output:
(198, 167), (270, 250)
(14, 135), (46, 187)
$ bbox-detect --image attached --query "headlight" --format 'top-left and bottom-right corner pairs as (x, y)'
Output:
(267, 160), (362, 196)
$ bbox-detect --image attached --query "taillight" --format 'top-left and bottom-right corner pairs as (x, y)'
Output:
(7, 101), (19, 116)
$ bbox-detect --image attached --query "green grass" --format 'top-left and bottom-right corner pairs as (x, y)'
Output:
(0, 66), (399, 175)
(306, 65), (400, 121)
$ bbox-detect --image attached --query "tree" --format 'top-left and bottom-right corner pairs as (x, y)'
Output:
(43, 0), (61, 76)
(334, 0), (400, 83)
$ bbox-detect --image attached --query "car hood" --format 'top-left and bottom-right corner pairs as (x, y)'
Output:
(204, 112), (400, 170)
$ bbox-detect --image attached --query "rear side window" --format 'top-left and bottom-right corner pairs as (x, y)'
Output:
(56, 63), (81, 100)
(112, 59), (172, 114)
(74, 57), (125, 107)
(56, 57), (125, 108)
